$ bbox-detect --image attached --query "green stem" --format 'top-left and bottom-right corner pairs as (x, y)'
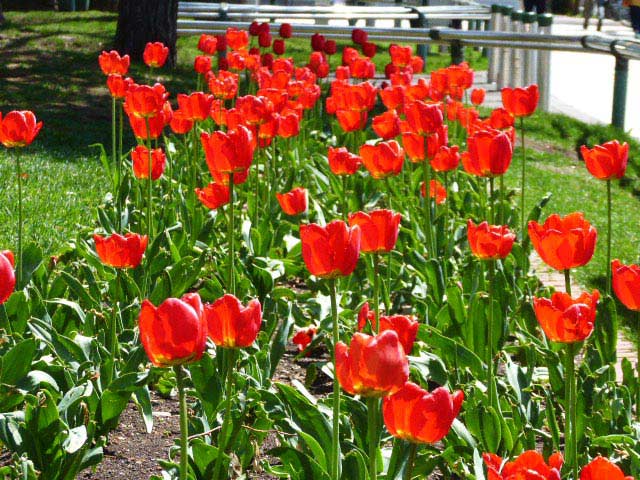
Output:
(175, 365), (189, 480)
(606, 179), (612, 295)
(488, 260), (495, 410)
(106, 269), (120, 387)
(117, 100), (123, 231)
(520, 117), (526, 239)
(330, 278), (341, 480)
(637, 311), (640, 421)
(421, 156), (434, 258)
(342, 175), (348, 220)
(499, 174), (505, 226)
(489, 177), (495, 224)
(112, 97), (117, 195)
(373, 254), (381, 332)
(15, 150), (23, 286)
(212, 348), (237, 480)
(367, 397), (379, 480)
(254, 150), (261, 227)
(145, 118), (153, 240)
(405, 442), (417, 480)
(565, 342), (577, 480)
(228, 174), (236, 295)
(443, 171), (450, 280)
(564, 269), (572, 296)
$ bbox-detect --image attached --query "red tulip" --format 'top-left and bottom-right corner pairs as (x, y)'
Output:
(195, 182), (230, 210)
(211, 168), (249, 186)
(236, 95), (274, 126)
(139, 294), (207, 367)
(131, 145), (166, 180)
(383, 382), (463, 443)
(362, 42), (377, 58)
(197, 34), (218, 54)
(420, 179), (447, 205)
(226, 27), (249, 51)
(323, 39), (337, 55)
(311, 33), (326, 52)
(277, 187), (308, 216)
(177, 92), (214, 123)
(359, 140), (405, 179)
(464, 130), (513, 177)
(279, 23), (293, 39)
(470, 88), (486, 105)
(501, 84), (539, 117)
(467, 220), (515, 260)
(580, 140), (629, 180)
(170, 110), (194, 135)
(194, 55), (211, 75)
(336, 331), (409, 397)
(273, 39), (286, 55)
(528, 213), (597, 271)
(204, 294), (262, 348)
(336, 110), (368, 132)
(533, 290), (599, 343)
(351, 28), (368, 45)
(348, 209), (401, 254)
(258, 32), (272, 48)
(98, 50), (130, 76)
(292, 326), (316, 353)
(485, 451), (563, 480)
(277, 113), (300, 139)
(143, 42), (169, 68)
(401, 127), (446, 163)
(208, 70), (239, 101)
(201, 125), (255, 175)
(390, 44), (412, 68)
(431, 145), (460, 172)
(404, 101), (443, 136)
(372, 110), (401, 140)
(0, 111), (43, 148)
(380, 85), (406, 111)
(94, 233), (148, 269)
(489, 108), (515, 130)
(124, 84), (167, 119)
(106, 74), (133, 99)
(446, 62), (474, 90)
(611, 259), (640, 311)
(357, 307), (419, 354)
(300, 220), (361, 278)
(328, 147), (362, 176)
(581, 457), (634, 480)
(0, 251), (15, 304)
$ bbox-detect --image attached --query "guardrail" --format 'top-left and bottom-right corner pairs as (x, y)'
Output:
(177, 2), (640, 130)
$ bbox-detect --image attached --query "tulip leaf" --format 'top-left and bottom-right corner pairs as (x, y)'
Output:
(0, 338), (36, 386)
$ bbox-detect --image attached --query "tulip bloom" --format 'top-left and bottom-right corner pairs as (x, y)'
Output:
(0, 111), (43, 148)
(489, 108), (515, 130)
(0, 251), (15, 304)
(131, 146), (166, 180)
(465, 130), (513, 177)
(300, 220), (361, 278)
(201, 125), (255, 175)
(227, 27), (249, 50)
(277, 187), (308, 216)
(380, 313), (419, 354)
(580, 457), (634, 480)
(533, 290), (599, 343)
(372, 110), (401, 140)
(170, 110), (194, 135)
(467, 220), (515, 260)
(404, 101), (443, 136)
(359, 140), (405, 179)
(177, 92), (214, 123)
(580, 140), (629, 180)
(94, 233), (148, 269)
(611, 260), (640, 311)
(383, 382), (463, 444)
(431, 145), (460, 172)
(124, 84), (167, 119)
(336, 331), (409, 397)
(139, 294), (207, 367)
(194, 55), (212, 75)
(107, 74), (133, 99)
(208, 70), (239, 100)
(471, 88), (486, 105)
(328, 147), (362, 176)
(98, 50), (130, 76)
(279, 23), (293, 38)
(204, 294), (262, 348)
(484, 451), (563, 480)
(348, 209), (401, 254)
(528, 213), (597, 271)
(197, 34), (218, 54)
(195, 182), (230, 210)
(292, 326), (316, 353)
(143, 42), (169, 68)
(501, 84), (539, 117)
(420, 180), (447, 205)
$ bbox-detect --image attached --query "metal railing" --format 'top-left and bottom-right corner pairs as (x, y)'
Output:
(177, 2), (640, 130)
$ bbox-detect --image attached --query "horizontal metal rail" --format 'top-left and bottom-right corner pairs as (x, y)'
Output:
(178, 2), (489, 14)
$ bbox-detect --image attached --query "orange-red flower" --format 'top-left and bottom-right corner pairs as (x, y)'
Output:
(124, 84), (167, 119)
(277, 113), (300, 139)
(357, 308), (419, 354)
(404, 101), (443, 136)
(195, 182), (230, 210)
(372, 110), (401, 140)
(201, 125), (255, 175)
(401, 128), (446, 163)
(528, 213), (597, 271)
(107, 74), (133, 100)
(580, 457), (634, 480)
(194, 55), (212, 75)
(580, 140), (629, 180)
(177, 92), (214, 122)
(94, 232), (148, 269)
(430, 145), (459, 172)
(236, 95), (274, 126)
(464, 130), (513, 177)
(143, 42), (169, 68)
(471, 88), (486, 105)
(348, 209), (401, 254)
(612, 259), (640, 311)
(0, 111), (43, 148)
(467, 220), (515, 260)
(383, 382), (463, 444)
(139, 293), (207, 367)
(501, 84), (539, 117)
(350, 57), (376, 79)
(277, 187), (308, 216)
(300, 220), (361, 278)
(336, 110), (368, 132)
(292, 326), (316, 353)
(420, 179), (447, 205)
(131, 146), (166, 180)
(197, 34), (218, 54)
(328, 147), (362, 176)
(0, 250), (15, 304)
(360, 140), (404, 179)
(170, 110), (194, 135)
(380, 85), (406, 111)
(336, 331), (409, 397)
(533, 290), (599, 343)
(208, 70), (239, 100)
(226, 27), (249, 51)
(390, 44), (413, 67)
(484, 451), (563, 480)
(204, 294), (262, 348)
(99, 50), (130, 76)
(488, 107), (515, 130)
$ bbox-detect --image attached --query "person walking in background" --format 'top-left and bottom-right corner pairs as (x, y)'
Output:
(583, 0), (607, 31)
(524, 0), (546, 14)
(625, 0), (640, 38)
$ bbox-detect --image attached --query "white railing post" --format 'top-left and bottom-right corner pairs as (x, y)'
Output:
(510, 10), (524, 87)
(497, 5), (513, 89)
(487, 4), (501, 84)
(523, 11), (538, 86)
(537, 13), (553, 111)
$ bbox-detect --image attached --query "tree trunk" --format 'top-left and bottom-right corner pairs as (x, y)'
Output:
(115, 0), (179, 68)
(0, 1), (5, 24)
